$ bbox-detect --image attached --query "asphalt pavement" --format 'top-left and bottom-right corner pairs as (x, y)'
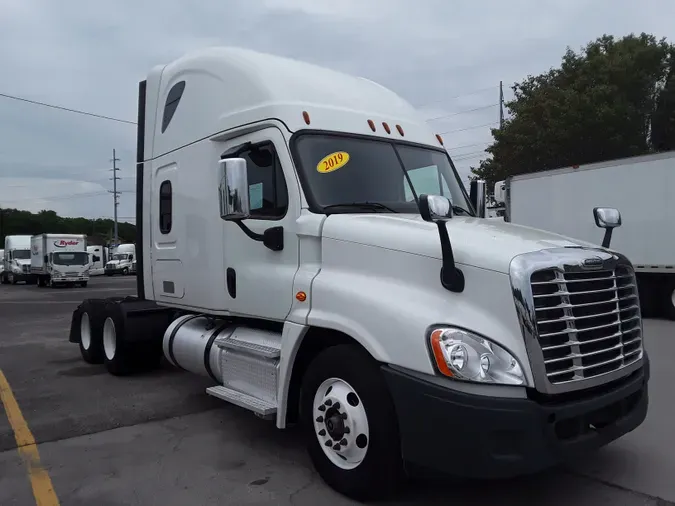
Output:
(0, 276), (673, 505)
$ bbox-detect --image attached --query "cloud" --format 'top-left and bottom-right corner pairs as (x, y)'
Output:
(1, 0), (674, 218)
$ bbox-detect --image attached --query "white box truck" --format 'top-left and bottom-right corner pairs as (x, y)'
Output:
(31, 234), (90, 288)
(1, 235), (35, 284)
(104, 243), (135, 276)
(494, 150), (675, 320)
(67, 47), (649, 501)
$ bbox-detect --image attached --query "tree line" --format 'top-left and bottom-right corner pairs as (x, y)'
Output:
(470, 33), (675, 188)
(0, 208), (136, 245)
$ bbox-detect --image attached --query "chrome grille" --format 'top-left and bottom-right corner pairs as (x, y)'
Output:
(530, 266), (642, 386)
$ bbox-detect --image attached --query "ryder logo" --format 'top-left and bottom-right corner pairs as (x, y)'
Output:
(54, 240), (80, 248)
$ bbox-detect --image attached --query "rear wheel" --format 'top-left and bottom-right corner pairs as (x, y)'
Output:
(78, 310), (104, 364)
(300, 345), (405, 501)
(663, 278), (675, 321)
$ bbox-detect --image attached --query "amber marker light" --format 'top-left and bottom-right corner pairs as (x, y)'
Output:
(429, 329), (454, 377)
(296, 291), (307, 302)
(302, 111), (311, 125)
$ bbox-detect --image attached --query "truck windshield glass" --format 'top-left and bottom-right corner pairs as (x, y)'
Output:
(53, 252), (89, 266)
(112, 254), (129, 261)
(13, 249), (30, 260)
(292, 134), (472, 215)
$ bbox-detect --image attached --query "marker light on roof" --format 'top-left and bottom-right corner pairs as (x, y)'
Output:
(302, 111), (311, 125)
(436, 134), (444, 145)
(382, 122), (391, 134)
(396, 124), (404, 136)
(367, 119), (376, 132)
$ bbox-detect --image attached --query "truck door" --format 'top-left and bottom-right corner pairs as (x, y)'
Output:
(221, 127), (301, 321)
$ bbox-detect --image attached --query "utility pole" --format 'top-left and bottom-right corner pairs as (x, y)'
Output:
(499, 80), (504, 129)
(109, 149), (121, 247)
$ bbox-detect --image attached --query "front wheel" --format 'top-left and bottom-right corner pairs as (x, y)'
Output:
(300, 345), (405, 501)
(663, 279), (675, 320)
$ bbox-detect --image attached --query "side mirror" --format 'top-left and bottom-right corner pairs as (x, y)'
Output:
(418, 193), (464, 293)
(419, 194), (453, 222)
(469, 179), (486, 218)
(219, 158), (250, 220)
(593, 207), (621, 248)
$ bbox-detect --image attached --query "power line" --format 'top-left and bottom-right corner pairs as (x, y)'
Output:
(0, 91), (136, 125)
(426, 103), (499, 122)
(414, 85), (499, 108)
(446, 141), (491, 151)
(439, 121), (499, 135)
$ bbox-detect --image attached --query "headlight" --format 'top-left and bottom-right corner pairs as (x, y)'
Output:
(429, 327), (527, 386)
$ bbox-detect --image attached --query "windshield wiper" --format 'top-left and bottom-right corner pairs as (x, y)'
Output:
(323, 202), (398, 213)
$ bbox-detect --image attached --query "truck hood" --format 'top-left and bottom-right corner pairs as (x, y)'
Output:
(321, 214), (601, 274)
(16, 259), (31, 267)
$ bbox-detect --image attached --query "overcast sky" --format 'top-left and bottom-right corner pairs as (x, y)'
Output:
(1, 0), (673, 222)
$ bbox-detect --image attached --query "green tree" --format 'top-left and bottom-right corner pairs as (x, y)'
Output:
(0, 207), (136, 245)
(471, 33), (675, 188)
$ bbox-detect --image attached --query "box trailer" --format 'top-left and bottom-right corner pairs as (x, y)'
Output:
(496, 150), (675, 319)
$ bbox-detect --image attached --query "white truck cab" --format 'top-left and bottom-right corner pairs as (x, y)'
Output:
(31, 234), (90, 288)
(87, 245), (109, 276)
(104, 243), (135, 276)
(2, 235), (35, 284)
(69, 47), (649, 501)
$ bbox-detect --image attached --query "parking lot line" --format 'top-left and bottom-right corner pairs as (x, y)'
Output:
(0, 370), (60, 506)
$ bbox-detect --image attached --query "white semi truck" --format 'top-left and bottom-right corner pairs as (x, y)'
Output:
(1, 235), (34, 284)
(104, 243), (135, 276)
(87, 245), (109, 276)
(68, 47), (650, 501)
(31, 233), (90, 288)
(494, 150), (675, 320)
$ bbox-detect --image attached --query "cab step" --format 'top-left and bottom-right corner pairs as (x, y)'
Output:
(214, 327), (281, 358)
(206, 385), (277, 418)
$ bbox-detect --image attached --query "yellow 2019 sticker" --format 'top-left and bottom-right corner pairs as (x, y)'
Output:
(317, 151), (350, 173)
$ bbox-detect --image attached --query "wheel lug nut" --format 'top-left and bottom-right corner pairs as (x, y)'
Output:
(325, 440), (332, 447)
(332, 443), (341, 451)
(340, 438), (348, 445)
(344, 427), (350, 434)
(318, 429), (326, 436)
(325, 399), (332, 406)
(318, 405), (326, 412)
(316, 416), (324, 423)
(333, 402), (340, 410)
(341, 413), (348, 420)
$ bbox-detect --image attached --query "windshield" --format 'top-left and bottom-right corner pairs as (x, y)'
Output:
(292, 134), (473, 215)
(13, 249), (30, 260)
(112, 254), (129, 261)
(53, 252), (89, 266)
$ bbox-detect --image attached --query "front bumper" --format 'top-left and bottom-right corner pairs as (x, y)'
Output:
(382, 355), (649, 479)
(52, 277), (89, 283)
(105, 267), (127, 274)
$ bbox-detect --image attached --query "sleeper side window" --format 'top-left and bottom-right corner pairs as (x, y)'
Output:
(238, 143), (288, 220)
(161, 81), (186, 133)
(159, 180), (172, 234)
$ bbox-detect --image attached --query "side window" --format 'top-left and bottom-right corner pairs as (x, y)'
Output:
(404, 165), (450, 201)
(159, 180), (172, 234)
(238, 143), (288, 219)
(161, 81), (186, 133)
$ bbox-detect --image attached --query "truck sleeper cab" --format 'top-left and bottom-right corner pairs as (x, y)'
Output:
(68, 47), (649, 502)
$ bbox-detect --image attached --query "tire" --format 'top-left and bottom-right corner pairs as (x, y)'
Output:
(81, 281), (88, 288)
(78, 309), (105, 364)
(122, 268), (129, 275)
(106, 272), (113, 277)
(663, 278), (675, 321)
(9, 273), (16, 285)
(300, 345), (405, 501)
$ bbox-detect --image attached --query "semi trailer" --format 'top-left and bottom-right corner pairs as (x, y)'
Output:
(494, 150), (675, 320)
(68, 47), (649, 501)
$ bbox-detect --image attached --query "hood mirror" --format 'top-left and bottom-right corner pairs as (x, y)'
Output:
(419, 194), (464, 293)
(593, 207), (621, 248)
